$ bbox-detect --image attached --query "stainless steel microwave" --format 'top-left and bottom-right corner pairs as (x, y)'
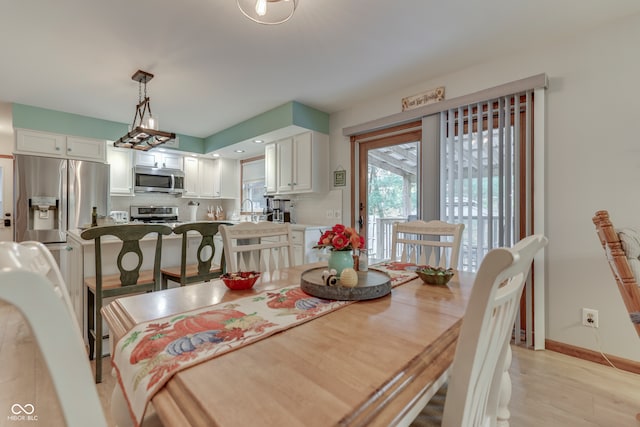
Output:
(134, 166), (185, 195)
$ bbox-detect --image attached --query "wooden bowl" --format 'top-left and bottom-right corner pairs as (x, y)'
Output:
(416, 269), (454, 285)
(221, 271), (260, 290)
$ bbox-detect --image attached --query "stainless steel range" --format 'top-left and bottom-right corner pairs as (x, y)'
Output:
(130, 205), (179, 223)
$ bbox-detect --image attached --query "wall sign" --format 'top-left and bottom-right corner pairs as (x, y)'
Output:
(401, 87), (445, 111)
(333, 169), (346, 187)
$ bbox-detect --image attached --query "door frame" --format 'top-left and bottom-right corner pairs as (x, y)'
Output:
(350, 117), (440, 251)
(0, 154), (14, 241)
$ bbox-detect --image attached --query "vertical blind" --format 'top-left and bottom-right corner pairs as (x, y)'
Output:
(440, 91), (534, 272)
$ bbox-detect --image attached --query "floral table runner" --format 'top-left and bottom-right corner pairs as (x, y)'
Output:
(113, 264), (417, 426)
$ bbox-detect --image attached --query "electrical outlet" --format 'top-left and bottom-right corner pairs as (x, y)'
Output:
(333, 209), (341, 220)
(326, 209), (333, 219)
(582, 308), (599, 328)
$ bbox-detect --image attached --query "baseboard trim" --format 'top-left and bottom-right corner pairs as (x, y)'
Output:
(545, 339), (640, 375)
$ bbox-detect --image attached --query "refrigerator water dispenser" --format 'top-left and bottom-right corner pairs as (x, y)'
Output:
(29, 196), (59, 231)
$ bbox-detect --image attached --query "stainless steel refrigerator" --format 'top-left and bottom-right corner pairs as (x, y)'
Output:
(14, 154), (110, 246)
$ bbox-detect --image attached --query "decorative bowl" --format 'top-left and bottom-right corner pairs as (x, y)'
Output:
(221, 271), (261, 290)
(416, 267), (455, 285)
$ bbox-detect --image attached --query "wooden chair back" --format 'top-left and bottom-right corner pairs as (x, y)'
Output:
(161, 221), (232, 288)
(0, 241), (108, 427)
(80, 223), (172, 382)
(391, 220), (465, 269)
(219, 222), (295, 272)
(592, 210), (640, 337)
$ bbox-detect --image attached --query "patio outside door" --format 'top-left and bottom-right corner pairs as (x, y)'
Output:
(358, 139), (419, 264)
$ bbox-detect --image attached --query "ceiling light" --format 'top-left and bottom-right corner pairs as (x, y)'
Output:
(212, 153), (220, 157)
(253, 139), (264, 144)
(113, 70), (176, 151)
(237, 0), (298, 25)
(235, 149), (245, 153)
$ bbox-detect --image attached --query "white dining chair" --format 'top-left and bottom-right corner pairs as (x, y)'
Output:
(0, 241), (108, 427)
(391, 220), (465, 269)
(219, 222), (295, 272)
(404, 234), (548, 427)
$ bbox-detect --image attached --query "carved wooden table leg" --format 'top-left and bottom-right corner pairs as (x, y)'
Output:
(496, 345), (513, 427)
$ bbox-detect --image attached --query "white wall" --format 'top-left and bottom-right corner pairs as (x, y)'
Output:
(329, 12), (640, 361)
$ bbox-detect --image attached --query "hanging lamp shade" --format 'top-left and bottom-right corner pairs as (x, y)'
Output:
(113, 70), (176, 151)
(237, 0), (298, 25)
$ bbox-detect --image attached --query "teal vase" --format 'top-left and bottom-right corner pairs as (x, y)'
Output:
(328, 250), (354, 277)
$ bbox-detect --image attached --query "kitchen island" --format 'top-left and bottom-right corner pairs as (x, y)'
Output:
(64, 222), (329, 349)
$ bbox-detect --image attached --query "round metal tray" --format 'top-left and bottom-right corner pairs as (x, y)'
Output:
(300, 267), (392, 301)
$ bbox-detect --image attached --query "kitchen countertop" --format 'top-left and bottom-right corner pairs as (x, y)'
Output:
(67, 222), (328, 246)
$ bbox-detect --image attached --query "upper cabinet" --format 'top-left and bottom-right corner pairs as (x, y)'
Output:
(16, 129), (106, 162)
(265, 143), (277, 194)
(135, 150), (183, 170)
(183, 156), (200, 197)
(183, 156), (239, 199)
(273, 131), (328, 195)
(212, 158), (239, 199)
(106, 144), (134, 196)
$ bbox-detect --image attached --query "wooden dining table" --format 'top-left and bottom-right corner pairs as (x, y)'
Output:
(102, 263), (475, 427)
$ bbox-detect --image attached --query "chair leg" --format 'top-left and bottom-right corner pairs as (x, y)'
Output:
(87, 288), (95, 360)
(161, 274), (168, 290)
(95, 295), (103, 383)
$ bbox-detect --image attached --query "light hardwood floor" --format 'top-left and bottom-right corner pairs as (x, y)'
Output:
(1, 301), (639, 427)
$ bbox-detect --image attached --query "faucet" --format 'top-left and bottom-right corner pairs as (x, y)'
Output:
(241, 199), (257, 222)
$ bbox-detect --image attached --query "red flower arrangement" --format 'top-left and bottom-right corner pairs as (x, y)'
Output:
(314, 224), (365, 252)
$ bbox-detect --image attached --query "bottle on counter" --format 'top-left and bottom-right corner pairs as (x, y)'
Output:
(91, 206), (98, 227)
(358, 249), (368, 271)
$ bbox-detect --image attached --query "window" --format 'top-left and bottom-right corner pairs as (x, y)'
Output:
(240, 156), (265, 213)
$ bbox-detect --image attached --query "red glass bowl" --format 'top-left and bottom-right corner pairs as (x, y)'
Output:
(221, 271), (261, 290)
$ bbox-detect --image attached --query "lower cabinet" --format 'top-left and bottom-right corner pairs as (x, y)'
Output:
(291, 225), (329, 266)
(62, 238), (85, 334)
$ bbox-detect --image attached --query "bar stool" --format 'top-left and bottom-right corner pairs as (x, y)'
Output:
(161, 221), (231, 288)
(80, 223), (172, 383)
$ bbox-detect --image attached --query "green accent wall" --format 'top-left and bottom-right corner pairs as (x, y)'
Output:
(13, 103), (126, 141)
(204, 101), (329, 152)
(13, 100), (329, 155)
(12, 103), (205, 154)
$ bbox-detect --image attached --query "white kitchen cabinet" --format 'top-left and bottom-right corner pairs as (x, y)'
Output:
(199, 158), (216, 198)
(66, 136), (106, 161)
(183, 157), (217, 198)
(106, 144), (134, 195)
(16, 129), (106, 162)
(276, 131), (328, 194)
(183, 156), (200, 197)
(61, 238), (84, 333)
(265, 142), (277, 194)
(135, 150), (183, 170)
(291, 225), (329, 265)
(212, 157), (239, 199)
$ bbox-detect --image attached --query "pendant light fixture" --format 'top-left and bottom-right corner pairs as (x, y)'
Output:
(113, 70), (176, 151)
(237, 0), (298, 25)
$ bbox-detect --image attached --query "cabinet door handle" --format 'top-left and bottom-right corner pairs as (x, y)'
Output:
(56, 147), (61, 151)
(65, 246), (73, 251)
(154, 162), (158, 168)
